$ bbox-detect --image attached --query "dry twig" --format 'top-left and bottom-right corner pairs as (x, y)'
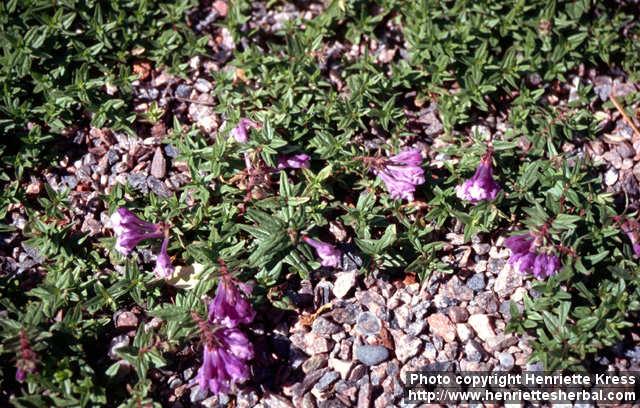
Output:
(610, 95), (640, 139)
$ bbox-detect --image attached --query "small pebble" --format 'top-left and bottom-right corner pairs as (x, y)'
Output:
(355, 345), (389, 366)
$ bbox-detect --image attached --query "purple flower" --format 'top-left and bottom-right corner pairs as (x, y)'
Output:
(503, 233), (535, 254)
(197, 327), (254, 395)
(15, 368), (26, 383)
(303, 236), (342, 268)
(230, 118), (258, 143)
(209, 273), (255, 328)
(375, 149), (425, 201)
(529, 253), (561, 279)
(549, 255), (561, 275)
(510, 251), (537, 274)
(456, 152), (501, 203)
(277, 153), (310, 169)
(110, 208), (163, 255)
(504, 232), (561, 279)
(154, 237), (174, 278)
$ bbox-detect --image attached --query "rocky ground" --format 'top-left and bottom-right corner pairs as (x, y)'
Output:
(3, 2), (640, 407)
(3, 65), (640, 408)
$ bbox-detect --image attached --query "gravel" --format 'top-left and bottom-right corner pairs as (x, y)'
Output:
(355, 345), (390, 366)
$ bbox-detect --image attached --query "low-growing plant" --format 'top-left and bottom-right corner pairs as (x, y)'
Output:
(2, 0), (640, 406)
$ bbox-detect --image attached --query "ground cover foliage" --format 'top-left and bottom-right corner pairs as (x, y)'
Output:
(1, 0), (640, 406)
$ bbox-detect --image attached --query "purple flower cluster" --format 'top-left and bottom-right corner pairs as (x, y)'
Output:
(456, 151), (501, 203)
(197, 327), (253, 395)
(230, 118), (259, 143)
(15, 330), (37, 383)
(374, 149), (425, 201)
(278, 153), (310, 170)
(208, 273), (256, 328)
(504, 233), (562, 279)
(303, 236), (342, 268)
(110, 208), (173, 277)
(196, 264), (255, 395)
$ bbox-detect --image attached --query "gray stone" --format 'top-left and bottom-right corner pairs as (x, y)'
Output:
(150, 147), (166, 179)
(194, 78), (212, 93)
(189, 386), (208, 403)
(356, 311), (381, 336)
(164, 144), (179, 158)
(498, 352), (515, 369)
(472, 243), (491, 255)
(315, 371), (340, 393)
(593, 76), (612, 100)
(301, 393), (316, 408)
(303, 354), (328, 373)
(115, 311), (138, 329)
(374, 393), (395, 408)
(456, 323), (473, 342)
(466, 273), (486, 291)
(420, 110), (444, 136)
(468, 314), (495, 342)
(465, 340), (485, 362)
(303, 332), (333, 355)
(395, 334), (422, 363)
(499, 300), (523, 318)
(355, 345), (389, 366)
(263, 394), (294, 408)
(434, 294), (457, 309)
(356, 376), (372, 408)
(127, 172), (148, 191)
(147, 176), (172, 197)
(526, 362), (544, 371)
(312, 317), (341, 336)
(338, 338), (353, 360)
(341, 251), (363, 271)
(237, 389), (260, 408)
(293, 369), (328, 398)
(329, 358), (353, 379)
(445, 276), (473, 301)
(475, 292), (498, 314)
(182, 367), (195, 380)
(348, 364), (366, 382)
(370, 363), (387, 386)
(423, 342), (437, 360)
(486, 258), (506, 275)
(605, 168), (619, 186)
(175, 84), (192, 99)
(406, 320), (426, 337)
(139, 87), (159, 100)
(168, 376), (182, 389)
(413, 302), (431, 320)
(330, 302), (360, 325)
(494, 263), (522, 296)
(333, 270), (357, 298)
(318, 398), (348, 408)
(486, 334), (519, 352)
(448, 306), (469, 323)
(393, 304), (413, 329)
(356, 291), (387, 318)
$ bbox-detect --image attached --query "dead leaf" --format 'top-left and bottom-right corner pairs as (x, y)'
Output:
(298, 303), (333, 327)
(402, 273), (417, 286)
(133, 61), (152, 80)
(378, 326), (395, 349)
